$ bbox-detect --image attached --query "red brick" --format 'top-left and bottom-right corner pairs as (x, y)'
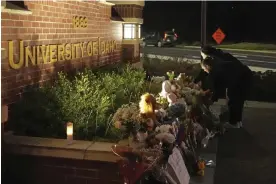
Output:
(43, 6), (49, 11)
(1, 41), (8, 49)
(39, 35), (47, 39)
(28, 28), (36, 33)
(1, 13), (10, 19)
(47, 12), (53, 17)
(49, 17), (56, 22)
(43, 29), (49, 34)
(39, 22), (47, 27)
(10, 14), (20, 20)
(1, 34), (14, 41)
(1, 28), (10, 34)
(49, 29), (56, 33)
(34, 4), (42, 10)
(23, 21), (32, 27)
(46, 23), (53, 28)
(31, 22), (39, 27)
(75, 168), (98, 178)
(43, 17), (49, 22)
(40, 11), (46, 16)
(35, 28), (42, 34)
(19, 15), (28, 21)
(28, 16), (35, 21)
(2, 20), (14, 27)
(27, 2), (35, 9)
(35, 16), (43, 22)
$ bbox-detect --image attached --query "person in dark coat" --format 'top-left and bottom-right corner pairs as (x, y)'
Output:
(194, 45), (247, 101)
(201, 56), (252, 128)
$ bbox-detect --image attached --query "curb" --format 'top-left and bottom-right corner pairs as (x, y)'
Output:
(139, 54), (276, 72)
(177, 46), (276, 54)
(215, 99), (276, 109)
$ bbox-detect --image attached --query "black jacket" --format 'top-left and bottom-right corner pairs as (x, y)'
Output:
(208, 59), (252, 98)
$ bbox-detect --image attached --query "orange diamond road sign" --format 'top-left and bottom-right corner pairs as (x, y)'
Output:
(212, 28), (226, 44)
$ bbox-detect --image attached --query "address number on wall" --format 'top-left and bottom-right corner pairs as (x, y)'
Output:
(72, 16), (88, 28)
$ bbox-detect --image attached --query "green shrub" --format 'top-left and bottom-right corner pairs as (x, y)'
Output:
(7, 65), (146, 141)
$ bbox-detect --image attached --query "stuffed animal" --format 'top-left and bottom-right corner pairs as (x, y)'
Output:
(160, 80), (178, 106)
(170, 80), (182, 98)
(139, 93), (158, 130)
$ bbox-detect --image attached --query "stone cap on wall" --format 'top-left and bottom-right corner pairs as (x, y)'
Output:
(109, 1), (145, 7)
(3, 133), (119, 163)
(123, 18), (143, 24)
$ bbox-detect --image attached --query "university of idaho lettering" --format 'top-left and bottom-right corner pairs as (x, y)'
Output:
(8, 39), (117, 69)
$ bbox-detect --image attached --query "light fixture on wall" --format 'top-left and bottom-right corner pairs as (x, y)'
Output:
(138, 25), (141, 39)
(66, 122), (73, 144)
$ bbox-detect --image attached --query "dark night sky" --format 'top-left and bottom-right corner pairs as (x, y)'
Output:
(142, 1), (276, 43)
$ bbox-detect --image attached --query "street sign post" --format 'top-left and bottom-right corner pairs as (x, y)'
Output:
(201, 1), (207, 47)
(212, 28), (226, 44)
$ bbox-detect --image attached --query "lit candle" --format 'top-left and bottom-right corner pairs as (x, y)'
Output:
(159, 141), (163, 146)
(67, 122), (73, 143)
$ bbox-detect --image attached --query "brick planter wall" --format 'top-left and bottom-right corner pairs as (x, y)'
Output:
(2, 134), (124, 184)
(1, 1), (123, 105)
(3, 154), (122, 184)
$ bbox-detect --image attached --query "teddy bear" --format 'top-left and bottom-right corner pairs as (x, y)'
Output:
(139, 93), (159, 131)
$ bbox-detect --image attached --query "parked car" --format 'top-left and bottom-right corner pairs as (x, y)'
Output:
(141, 30), (178, 48)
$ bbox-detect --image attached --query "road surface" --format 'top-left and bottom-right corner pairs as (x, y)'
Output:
(141, 46), (276, 71)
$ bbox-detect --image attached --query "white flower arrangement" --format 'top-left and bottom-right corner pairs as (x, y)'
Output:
(155, 108), (167, 118)
(182, 87), (203, 96)
(155, 124), (172, 133)
(155, 132), (176, 144)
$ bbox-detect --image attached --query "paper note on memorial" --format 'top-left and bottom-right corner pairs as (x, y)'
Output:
(168, 147), (190, 184)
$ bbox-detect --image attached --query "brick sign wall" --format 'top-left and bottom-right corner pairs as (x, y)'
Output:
(1, 1), (123, 105)
(3, 154), (123, 184)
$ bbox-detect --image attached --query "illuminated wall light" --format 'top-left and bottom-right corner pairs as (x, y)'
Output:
(138, 25), (141, 39)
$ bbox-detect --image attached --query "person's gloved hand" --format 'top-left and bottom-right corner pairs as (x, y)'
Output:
(202, 89), (213, 96)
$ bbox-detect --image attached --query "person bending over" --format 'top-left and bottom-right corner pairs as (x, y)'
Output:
(194, 45), (245, 102)
(201, 56), (252, 128)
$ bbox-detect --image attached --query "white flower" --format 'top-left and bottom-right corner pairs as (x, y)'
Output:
(157, 124), (172, 133)
(155, 108), (167, 118)
(155, 127), (160, 132)
(155, 133), (175, 144)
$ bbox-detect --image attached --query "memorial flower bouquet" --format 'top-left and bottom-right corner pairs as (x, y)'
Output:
(111, 70), (223, 183)
(112, 103), (146, 138)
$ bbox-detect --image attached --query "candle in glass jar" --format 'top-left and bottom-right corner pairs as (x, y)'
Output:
(67, 122), (73, 142)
